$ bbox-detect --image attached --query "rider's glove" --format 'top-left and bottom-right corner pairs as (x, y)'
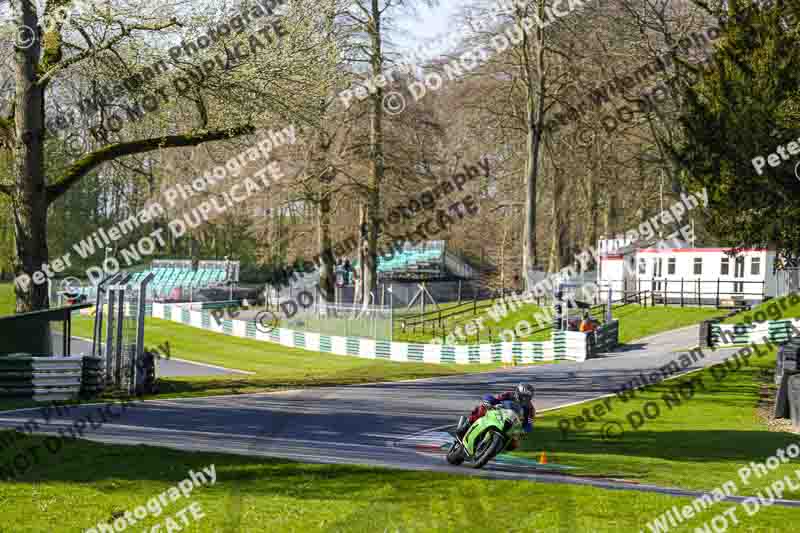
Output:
(481, 399), (493, 409)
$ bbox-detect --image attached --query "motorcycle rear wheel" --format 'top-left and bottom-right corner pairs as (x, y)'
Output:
(471, 431), (505, 469)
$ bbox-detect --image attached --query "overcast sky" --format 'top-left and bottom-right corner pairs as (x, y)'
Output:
(394, 0), (464, 57)
(0, 0), (472, 64)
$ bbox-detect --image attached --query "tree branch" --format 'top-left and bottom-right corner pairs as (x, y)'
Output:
(38, 19), (180, 86)
(46, 124), (255, 203)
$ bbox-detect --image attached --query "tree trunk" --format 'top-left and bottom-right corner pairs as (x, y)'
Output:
(354, 204), (367, 305)
(520, 2), (547, 292)
(360, 0), (384, 309)
(11, 0), (49, 313)
(585, 171), (598, 268)
(522, 88), (539, 285)
(548, 167), (564, 272)
(317, 192), (335, 304)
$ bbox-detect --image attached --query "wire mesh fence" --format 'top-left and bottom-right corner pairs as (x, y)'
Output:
(276, 302), (393, 341)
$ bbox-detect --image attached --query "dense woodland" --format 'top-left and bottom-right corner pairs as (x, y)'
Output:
(1, 0), (798, 312)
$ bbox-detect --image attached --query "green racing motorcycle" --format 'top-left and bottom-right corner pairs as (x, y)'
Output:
(446, 402), (526, 469)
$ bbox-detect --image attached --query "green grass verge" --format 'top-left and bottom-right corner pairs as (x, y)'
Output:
(721, 292), (800, 324)
(0, 430), (798, 532)
(0, 282), (14, 317)
(519, 344), (800, 494)
(612, 304), (721, 344)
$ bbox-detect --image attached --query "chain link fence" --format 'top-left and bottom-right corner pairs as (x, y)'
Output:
(277, 302), (393, 341)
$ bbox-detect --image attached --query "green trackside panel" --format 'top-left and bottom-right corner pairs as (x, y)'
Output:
(769, 321), (793, 343)
(145, 303), (153, 316)
(270, 328), (280, 343)
(532, 343), (545, 360)
(441, 346), (455, 364)
(0, 318), (53, 356)
(246, 321), (257, 338)
(732, 324), (754, 343)
(551, 332), (568, 357)
(468, 345), (480, 364)
(181, 308), (190, 324)
(376, 341), (391, 359)
(346, 337), (360, 356)
(512, 342), (522, 364)
(223, 319), (233, 335)
(293, 332), (306, 349)
(319, 336), (332, 353)
(0, 358), (35, 371)
(164, 304), (172, 320)
(491, 343), (502, 363)
(201, 311), (210, 329)
(407, 344), (424, 362)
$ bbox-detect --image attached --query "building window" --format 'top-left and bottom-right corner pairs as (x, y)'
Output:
(638, 258), (646, 275)
(751, 257), (761, 276)
(667, 258), (676, 275)
(693, 257), (703, 275)
(721, 257), (730, 276)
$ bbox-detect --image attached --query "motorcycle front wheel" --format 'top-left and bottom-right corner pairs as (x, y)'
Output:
(471, 431), (505, 469)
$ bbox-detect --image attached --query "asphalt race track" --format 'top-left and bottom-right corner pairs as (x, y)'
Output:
(3, 325), (798, 506)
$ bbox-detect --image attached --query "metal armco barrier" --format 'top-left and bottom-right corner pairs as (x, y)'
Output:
(0, 356), (84, 402)
(789, 375), (800, 430)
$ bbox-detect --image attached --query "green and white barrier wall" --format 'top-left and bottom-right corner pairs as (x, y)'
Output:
(152, 303), (619, 364)
(0, 355), (85, 402)
(711, 319), (800, 347)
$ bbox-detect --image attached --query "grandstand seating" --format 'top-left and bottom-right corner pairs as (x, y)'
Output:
(352, 241), (475, 280)
(127, 261), (233, 299)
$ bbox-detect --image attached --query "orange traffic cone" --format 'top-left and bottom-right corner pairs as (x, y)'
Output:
(539, 451), (548, 464)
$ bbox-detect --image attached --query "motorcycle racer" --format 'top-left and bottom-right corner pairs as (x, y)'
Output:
(456, 382), (535, 450)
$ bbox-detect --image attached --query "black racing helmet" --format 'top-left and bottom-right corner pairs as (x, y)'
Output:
(515, 382), (535, 404)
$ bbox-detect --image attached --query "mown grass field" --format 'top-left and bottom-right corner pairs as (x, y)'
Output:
(66, 314), (501, 399)
(1, 345), (798, 531)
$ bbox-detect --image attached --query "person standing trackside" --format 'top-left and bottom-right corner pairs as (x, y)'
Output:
(579, 310), (596, 333)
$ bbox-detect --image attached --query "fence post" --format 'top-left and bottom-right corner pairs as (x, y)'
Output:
(716, 278), (720, 308)
(458, 280), (462, 305)
(637, 279), (641, 305)
(664, 279), (667, 307)
(681, 278), (684, 307)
